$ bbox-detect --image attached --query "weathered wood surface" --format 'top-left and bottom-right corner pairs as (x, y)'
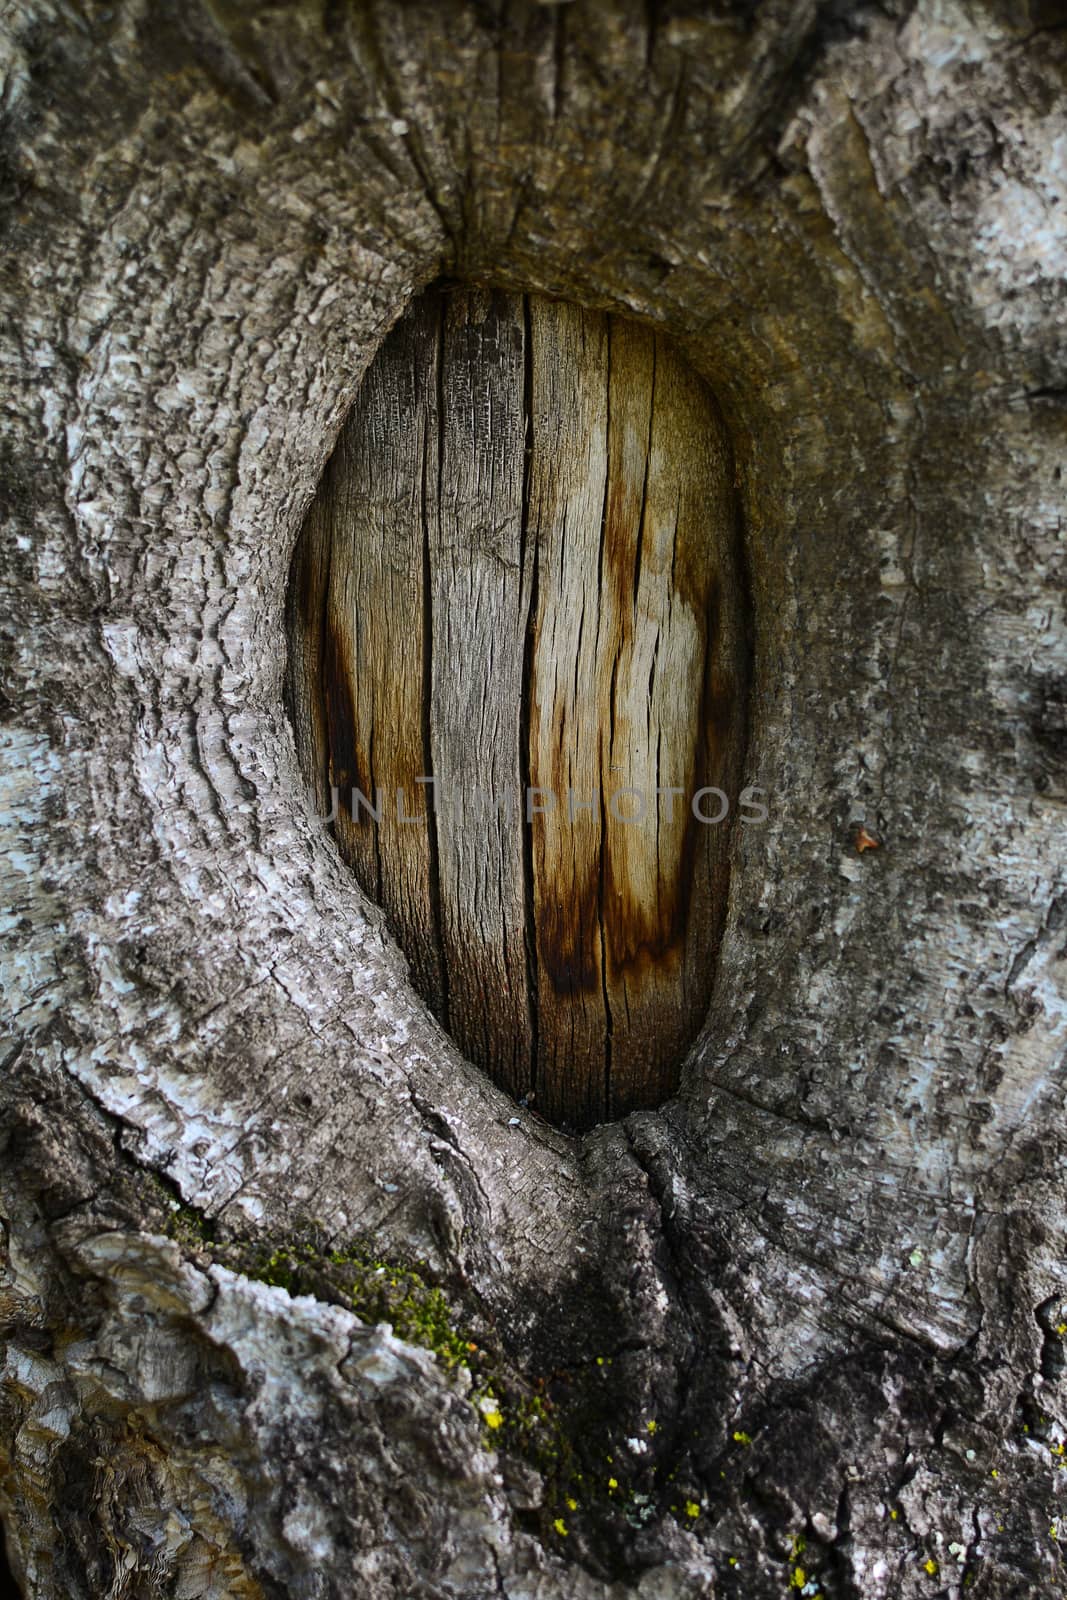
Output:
(288, 288), (746, 1127)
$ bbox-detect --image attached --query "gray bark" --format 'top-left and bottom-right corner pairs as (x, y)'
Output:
(0, 2), (1065, 1597)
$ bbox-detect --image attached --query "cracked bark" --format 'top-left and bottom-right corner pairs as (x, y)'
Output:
(0, 2), (1065, 1598)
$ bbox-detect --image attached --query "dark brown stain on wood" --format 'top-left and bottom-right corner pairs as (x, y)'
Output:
(286, 285), (750, 1130)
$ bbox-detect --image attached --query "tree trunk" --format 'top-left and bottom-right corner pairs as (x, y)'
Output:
(1, 2), (1065, 1597)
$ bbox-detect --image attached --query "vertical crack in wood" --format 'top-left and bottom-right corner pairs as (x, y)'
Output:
(633, 338), (656, 619)
(424, 297), (450, 1032)
(597, 319), (615, 1124)
(644, 0), (659, 71)
(519, 292), (540, 1111)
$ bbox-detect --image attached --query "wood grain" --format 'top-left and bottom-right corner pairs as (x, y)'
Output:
(287, 286), (747, 1128)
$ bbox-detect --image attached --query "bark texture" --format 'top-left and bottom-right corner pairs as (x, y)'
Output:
(0, 2), (1065, 1597)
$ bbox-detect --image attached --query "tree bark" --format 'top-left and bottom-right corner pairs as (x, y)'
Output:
(1, 2), (1065, 1597)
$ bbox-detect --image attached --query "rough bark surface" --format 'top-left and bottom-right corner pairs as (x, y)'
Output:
(0, 2), (1065, 1597)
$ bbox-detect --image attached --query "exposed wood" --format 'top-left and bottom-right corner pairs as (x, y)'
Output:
(323, 304), (447, 1015)
(288, 287), (747, 1128)
(431, 291), (534, 1099)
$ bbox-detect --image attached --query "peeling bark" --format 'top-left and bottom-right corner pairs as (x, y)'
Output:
(0, 2), (1065, 1597)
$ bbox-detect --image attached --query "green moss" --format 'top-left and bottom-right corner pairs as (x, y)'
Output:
(218, 1235), (475, 1372)
(158, 1205), (571, 1472)
(158, 1202), (693, 1548)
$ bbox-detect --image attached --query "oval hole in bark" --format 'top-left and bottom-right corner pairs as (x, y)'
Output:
(286, 285), (749, 1130)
